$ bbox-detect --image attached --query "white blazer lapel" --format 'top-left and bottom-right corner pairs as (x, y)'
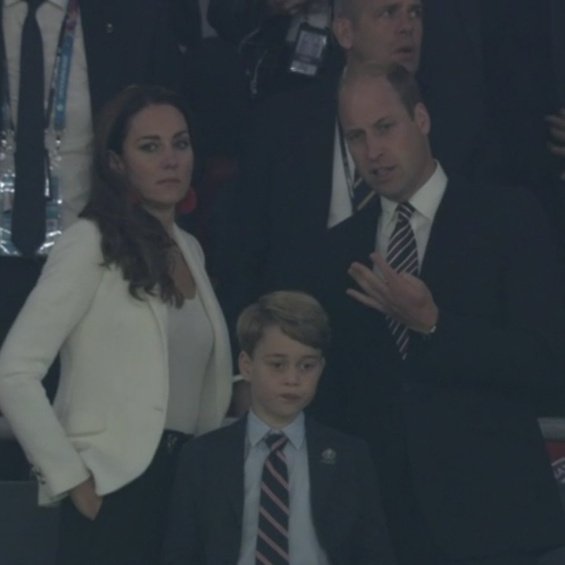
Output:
(146, 296), (168, 367)
(172, 226), (233, 433)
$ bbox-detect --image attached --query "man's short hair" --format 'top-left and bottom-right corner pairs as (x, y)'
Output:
(333, 0), (359, 20)
(237, 291), (331, 356)
(340, 61), (423, 117)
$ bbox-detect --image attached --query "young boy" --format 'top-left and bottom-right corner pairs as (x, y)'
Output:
(161, 291), (396, 565)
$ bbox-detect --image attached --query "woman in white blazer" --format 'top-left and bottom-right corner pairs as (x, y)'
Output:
(0, 85), (233, 565)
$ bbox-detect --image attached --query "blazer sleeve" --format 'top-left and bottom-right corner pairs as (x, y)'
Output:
(0, 220), (105, 497)
(351, 440), (397, 565)
(161, 441), (204, 565)
(412, 186), (565, 409)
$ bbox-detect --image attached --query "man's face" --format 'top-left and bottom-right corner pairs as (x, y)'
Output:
(334, 0), (423, 73)
(339, 75), (434, 202)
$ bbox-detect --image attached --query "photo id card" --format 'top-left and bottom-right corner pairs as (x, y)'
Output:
(289, 23), (329, 77)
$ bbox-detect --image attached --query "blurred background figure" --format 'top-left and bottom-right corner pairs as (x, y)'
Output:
(208, 0), (341, 102)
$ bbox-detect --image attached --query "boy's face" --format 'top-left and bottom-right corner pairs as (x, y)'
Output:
(239, 325), (325, 429)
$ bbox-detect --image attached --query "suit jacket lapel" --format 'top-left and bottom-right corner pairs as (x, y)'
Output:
(300, 76), (340, 234)
(218, 416), (246, 529)
(145, 296), (167, 366)
(306, 419), (338, 535)
(173, 226), (222, 329)
(327, 195), (380, 268)
(322, 196), (394, 342)
(173, 226), (232, 432)
(420, 178), (475, 295)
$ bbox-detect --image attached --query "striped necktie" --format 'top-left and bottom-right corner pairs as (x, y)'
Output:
(386, 202), (418, 359)
(256, 433), (289, 565)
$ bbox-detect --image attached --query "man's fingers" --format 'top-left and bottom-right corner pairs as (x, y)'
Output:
(348, 261), (388, 299)
(370, 252), (398, 281)
(548, 142), (565, 158)
(346, 288), (385, 312)
(348, 261), (383, 287)
(545, 115), (565, 142)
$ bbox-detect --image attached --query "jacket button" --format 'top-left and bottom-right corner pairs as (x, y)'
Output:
(105, 22), (114, 34)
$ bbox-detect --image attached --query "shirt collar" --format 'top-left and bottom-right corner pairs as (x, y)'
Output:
(380, 161), (448, 225)
(247, 409), (305, 450)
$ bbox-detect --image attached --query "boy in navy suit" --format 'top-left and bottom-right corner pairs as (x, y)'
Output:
(161, 290), (396, 565)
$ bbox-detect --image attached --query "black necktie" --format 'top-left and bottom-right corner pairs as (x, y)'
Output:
(386, 202), (418, 359)
(12, 0), (46, 257)
(256, 433), (289, 565)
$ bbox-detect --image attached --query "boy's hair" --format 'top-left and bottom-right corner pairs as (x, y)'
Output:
(237, 291), (331, 356)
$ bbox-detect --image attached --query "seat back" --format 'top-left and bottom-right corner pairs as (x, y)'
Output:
(0, 480), (59, 565)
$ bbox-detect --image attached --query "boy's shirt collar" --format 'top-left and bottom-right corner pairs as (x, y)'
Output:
(247, 409), (305, 450)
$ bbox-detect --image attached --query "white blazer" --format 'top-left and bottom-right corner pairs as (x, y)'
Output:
(0, 219), (232, 504)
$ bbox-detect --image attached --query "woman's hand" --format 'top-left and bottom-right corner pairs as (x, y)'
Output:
(70, 476), (102, 521)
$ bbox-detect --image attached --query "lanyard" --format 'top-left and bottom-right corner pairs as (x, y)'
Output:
(1, 0), (80, 137)
(50, 0), (80, 135)
(337, 119), (356, 200)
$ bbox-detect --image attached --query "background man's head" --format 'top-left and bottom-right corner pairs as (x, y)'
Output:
(339, 62), (435, 202)
(333, 0), (423, 73)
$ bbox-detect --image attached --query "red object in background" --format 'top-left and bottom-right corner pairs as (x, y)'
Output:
(177, 187), (198, 214)
(546, 441), (565, 484)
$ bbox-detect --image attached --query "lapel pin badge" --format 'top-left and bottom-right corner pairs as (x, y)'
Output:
(321, 448), (336, 465)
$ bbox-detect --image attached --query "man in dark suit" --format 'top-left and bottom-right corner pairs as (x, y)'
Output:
(162, 290), (395, 565)
(304, 61), (565, 564)
(76, 0), (181, 111)
(218, 0), (494, 335)
(0, 0), (181, 478)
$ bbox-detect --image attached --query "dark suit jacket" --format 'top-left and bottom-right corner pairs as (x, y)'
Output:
(77, 0), (181, 115)
(301, 177), (565, 559)
(161, 415), (396, 565)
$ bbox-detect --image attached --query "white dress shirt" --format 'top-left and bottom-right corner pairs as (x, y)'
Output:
(377, 162), (448, 265)
(238, 410), (329, 565)
(166, 293), (214, 434)
(328, 120), (354, 228)
(3, 0), (93, 228)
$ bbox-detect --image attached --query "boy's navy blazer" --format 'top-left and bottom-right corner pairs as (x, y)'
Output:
(162, 415), (396, 565)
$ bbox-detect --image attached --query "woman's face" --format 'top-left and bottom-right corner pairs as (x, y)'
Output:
(112, 103), (193, 214)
